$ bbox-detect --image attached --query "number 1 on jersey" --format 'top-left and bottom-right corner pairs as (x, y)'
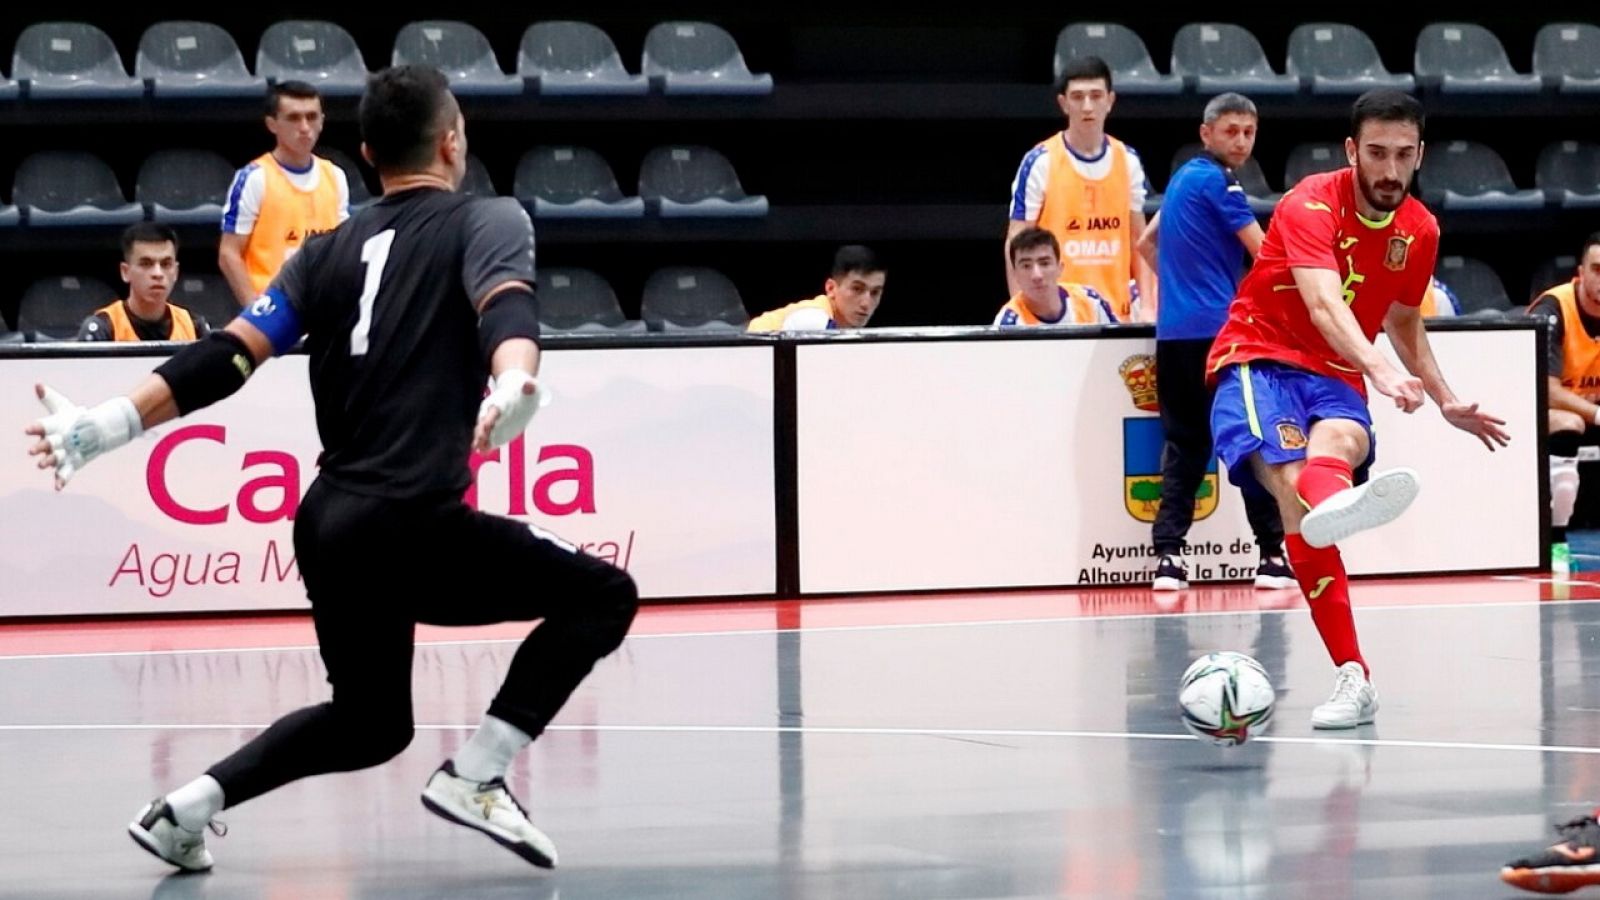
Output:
(351, 229), (397, 356)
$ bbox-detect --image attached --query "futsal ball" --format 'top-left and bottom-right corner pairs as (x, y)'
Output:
(1178, 651), (1275, 746)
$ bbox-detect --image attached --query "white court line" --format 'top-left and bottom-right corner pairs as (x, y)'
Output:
(3, 596), (1598, 664)
(1493, 575), (1594, 586)
(1, 721), (1598, 756)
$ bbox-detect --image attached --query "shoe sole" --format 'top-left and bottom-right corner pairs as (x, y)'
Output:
(1254, 575), (1297, 590)
(1300, 468), (1420, 549)
(1311, 701), (1379, 730)
(421, 790), (556, 869)
(127, 821), (211, 873)
(1501, 864), (1600, 893)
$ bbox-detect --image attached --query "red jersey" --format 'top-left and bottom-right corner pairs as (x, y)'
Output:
(1206, 168), (1439, 396)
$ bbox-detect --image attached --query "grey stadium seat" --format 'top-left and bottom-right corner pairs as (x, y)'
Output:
(137, 149), (235, 225)
(14, 152), (143, 226)
(392, 21), (520, 96)
(1170, 23), (1298, 95)
(642, 21), (773, 95)
(1417, 141), (1544, 212)
(1054, 23), (1181, 95)
(1434, 256), (1512, 316)
(518, 22), (647, 96)
(170, 273), (241, 327)
(18, 275), (117, 341)
(319, 147), (373, 207)
(1537, 141), (1600, 208)
(257, 20), (368, 96)
(1414, 23), (1539, 94)
(1283, 142), (1347, 190)
(539, 268), (646, 334)
(136, 22), (267, 98)
(461, 154), (497, 197)
(12, 22), (142, 99)
(0, 75), (14, 101)
(1535, 23), (1600, 94)
(638, 146), (768, 218)
(640, 267), (749, 332)
(1530, 255), (1578, 301)
(514, 147), (644, 219)
(1285, 23), (1415, 94)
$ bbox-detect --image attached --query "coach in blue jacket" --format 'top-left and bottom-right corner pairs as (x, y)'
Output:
(1137, 93), (1290, 593)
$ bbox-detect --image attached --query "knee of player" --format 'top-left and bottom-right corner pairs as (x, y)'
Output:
(336, 703), (414, 764)
(1551, 410), (1587, 435)
(591, 569), (639, 648)
(608, 569), (641, 620)
(368, 717), (416, 763)
(1315, 427), (1368, 464)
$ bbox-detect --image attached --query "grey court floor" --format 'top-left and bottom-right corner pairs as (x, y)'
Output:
(2, 582), (1598, 899)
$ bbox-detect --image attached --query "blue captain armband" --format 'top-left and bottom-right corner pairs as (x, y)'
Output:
(240, 287), (304, 356)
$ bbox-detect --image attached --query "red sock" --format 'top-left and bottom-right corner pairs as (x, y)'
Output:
(1285, 533), (1368, 676)
(1296, 456), (1354, 510)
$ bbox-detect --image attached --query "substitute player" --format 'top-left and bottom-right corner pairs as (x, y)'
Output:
(747, 245), (887, 332)
(1206, 89), (1509, 730)
(994, 226), (1117, 326)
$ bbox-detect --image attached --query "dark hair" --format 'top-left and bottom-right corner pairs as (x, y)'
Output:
(1583, 232), (1600, 260)
(359, 65), (456, 174)
(266, 80), (321, 117)
(830, 245), (885, 279)
(1350, 89), (1424, 142)
(121, 222), (178, 258)
(1054, 55), (1113, 96)
(1007, 226), (1060, 264)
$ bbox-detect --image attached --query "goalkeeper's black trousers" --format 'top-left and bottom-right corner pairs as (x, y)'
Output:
(206, 477), (638, 808)
(1152, 337), (1286, 558)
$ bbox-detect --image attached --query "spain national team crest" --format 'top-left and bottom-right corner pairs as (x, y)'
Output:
(1123, 418), (1219, 523)
(1384, 235), (1409, 272)
(1118, 354), (1159, 412)
(1275, 421), (1308, 450)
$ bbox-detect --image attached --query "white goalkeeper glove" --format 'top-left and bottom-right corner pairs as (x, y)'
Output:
(475, 370), (550, 451)
(27, 384), (143, 490)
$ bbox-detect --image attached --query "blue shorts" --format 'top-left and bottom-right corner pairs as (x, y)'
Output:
(1210, 362), (1375, 498)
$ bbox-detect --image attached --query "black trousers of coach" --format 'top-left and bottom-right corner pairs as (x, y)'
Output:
(207, 478), (639, 807)
(1152, 337), (1285, 558)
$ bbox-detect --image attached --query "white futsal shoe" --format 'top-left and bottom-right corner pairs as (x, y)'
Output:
(421, 761), (558, 868)
(1311, 661), (1379, 729)
(1300, 468), (1420, 549)
(128, 798), (223, 872)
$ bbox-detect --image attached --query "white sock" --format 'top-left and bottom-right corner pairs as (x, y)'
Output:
(1553, 456), (1580, 529)
(452, 715), (532, 783)
(165, 775), (224, 832)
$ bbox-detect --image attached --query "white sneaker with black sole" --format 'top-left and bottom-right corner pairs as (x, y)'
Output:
(128, 798), (224, 872)
(1300, 468), (1420, 549)
(1152, 554), (1189, 591)
(1253, 554), (1296, 590)
(1311, 661), (1379, 729)
(421, 761), (558, 869)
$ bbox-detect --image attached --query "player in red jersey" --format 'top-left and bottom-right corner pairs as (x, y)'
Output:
(1205, 89), (1509, 729)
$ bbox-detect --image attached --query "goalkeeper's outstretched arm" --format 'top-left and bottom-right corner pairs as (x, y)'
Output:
(26, 313), (282, 490)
